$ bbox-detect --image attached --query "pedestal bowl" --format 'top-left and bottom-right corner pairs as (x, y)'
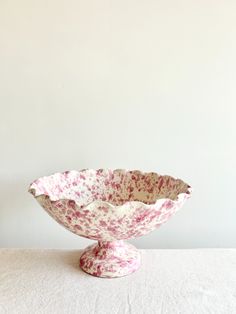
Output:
(28, 169), (192, 278)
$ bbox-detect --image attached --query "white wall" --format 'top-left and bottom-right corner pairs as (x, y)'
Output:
(0, 0), (235, 249)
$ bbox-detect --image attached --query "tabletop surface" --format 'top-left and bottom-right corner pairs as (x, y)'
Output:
(0, 248), (236, 314)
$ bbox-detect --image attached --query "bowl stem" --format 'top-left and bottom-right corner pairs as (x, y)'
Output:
(80, 240), (141, 278)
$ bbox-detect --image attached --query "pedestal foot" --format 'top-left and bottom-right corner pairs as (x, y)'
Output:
(79, 240), (141, 278)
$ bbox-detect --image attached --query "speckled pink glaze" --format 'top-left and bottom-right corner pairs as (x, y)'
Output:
(29, 169), (192, 278)
(80, 241), (141, 277)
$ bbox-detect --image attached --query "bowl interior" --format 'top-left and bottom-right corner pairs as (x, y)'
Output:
(30, 169), (190, 206)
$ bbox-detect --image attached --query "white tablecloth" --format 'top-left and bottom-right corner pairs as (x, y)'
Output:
(0, 249), (235, 314)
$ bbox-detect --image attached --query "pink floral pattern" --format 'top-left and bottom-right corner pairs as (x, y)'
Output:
(29, 169), (192, 278)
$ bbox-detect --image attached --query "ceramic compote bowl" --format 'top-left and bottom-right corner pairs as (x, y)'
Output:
(29, 169), (192, 278)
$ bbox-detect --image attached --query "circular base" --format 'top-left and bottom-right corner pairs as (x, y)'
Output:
(79, 241), (141, 278)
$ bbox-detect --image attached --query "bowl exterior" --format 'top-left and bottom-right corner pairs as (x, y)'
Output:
(35, 192), (190, 241)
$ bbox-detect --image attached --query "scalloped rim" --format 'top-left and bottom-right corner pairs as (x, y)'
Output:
(28, 168), (193, 208)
